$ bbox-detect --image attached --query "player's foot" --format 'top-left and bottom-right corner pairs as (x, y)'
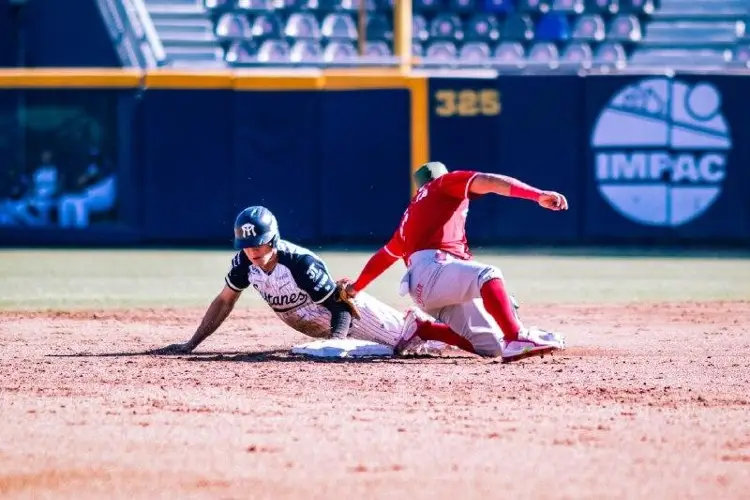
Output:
(395, 308), (429, 356)
(501, 327), (565, 363)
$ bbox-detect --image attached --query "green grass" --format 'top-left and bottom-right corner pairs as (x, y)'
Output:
(1, 249), (748, 310)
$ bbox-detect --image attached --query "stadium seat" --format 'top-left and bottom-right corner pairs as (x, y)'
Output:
(257, 39), (291, 62)
(429, 14), (464, 41)
(364, 40), (392, 57)
(517, 0), (551, 15)
(493, 40), (525, 63)
(323, 41), (358, 61)
(290, 40), (322, 61)
(594, 41), (626, 66)
(413, 41), (425, 56)
(552, 0), (584, 14)
(285, 12), (321, 40)
(236, 0), (274, 12)
(561, 41), (593, 65)
(733, 45), (750, 66)
(585, 0), (618, 15)
(528, 42), (559, 66)
(413, 14), (430, 42)
(535, 13), (571, 41)
(619, 0), (653, 15)
(339, 0), (379, 12)
(572, 14), (605, 41)
(451, 0), (478, 14)
(459, 41), (492, 61)
(483, 0), (516, 13)
(464, 14), (501, 42)
(251, 13), (284, 40)
(415, 0), (443, 13)
(607, 14), (642, 42)
(425, 41), (458, 60)
(215, 13), (252, 40)
(225, 40), (256, 63)
(321, 13), (358, 41)
(503, 14), (534, 41)
(273, 0), (300, 9)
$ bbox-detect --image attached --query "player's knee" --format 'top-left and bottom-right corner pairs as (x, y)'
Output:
(476, 265), (503, 289)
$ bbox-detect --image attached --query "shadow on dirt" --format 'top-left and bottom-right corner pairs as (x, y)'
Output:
(46, 349), (476, 364)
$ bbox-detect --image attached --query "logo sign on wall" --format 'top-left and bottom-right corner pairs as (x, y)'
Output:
(591, 78), (732, 227)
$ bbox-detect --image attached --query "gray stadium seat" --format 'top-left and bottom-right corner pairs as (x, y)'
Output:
(594, 41), (626, 66)
(290, 40), (322, 62)
(459, 41), (491, 61)
(337, 0), (378, 12)
(204, 0), (232, 13)
(561, 41), (593, 65)
(251, 13), (283, 40)
(364, 41), (392, 57)
(414, 0), (442, 13)
(572, 14), (605, 41)
(450, 0), (477, 14)
(734, 45), (750, 66)
(412, 42), (424, 57)
(215, 13), (252, 40)
(429, 14), (463, 41)
(321, 13), (358, 41)
(413, 14), (430, 42)
(464, 14), (501, 43)
(527, 42), (559, 66)
(493, 41), (525, 64)
(323, 41), (358, 61)
(257, 39), (291, 62)
(552, 0), (585, 14)
(620, 0), (654, 15)
(236, 0), (274, 13)
(225, 40), (256, 63)
(607, 14), (642, 42)
(285, 13), (321, 40)
(425, 41), (458, 60)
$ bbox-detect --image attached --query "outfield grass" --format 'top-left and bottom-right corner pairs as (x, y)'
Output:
(0, 249), (748, 310)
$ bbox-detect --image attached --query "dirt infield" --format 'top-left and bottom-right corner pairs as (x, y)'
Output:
(2, 301), (750, 499)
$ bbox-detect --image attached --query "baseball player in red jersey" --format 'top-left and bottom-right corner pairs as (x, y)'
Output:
(343, 162), (568, 362)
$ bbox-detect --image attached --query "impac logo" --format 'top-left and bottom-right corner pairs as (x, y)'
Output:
(591, 78), (732, 226)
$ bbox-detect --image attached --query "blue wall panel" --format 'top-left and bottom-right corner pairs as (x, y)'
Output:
(231, 91), (321, 244)
(319, 90), (411, 242)
(139, 89), (233, 242)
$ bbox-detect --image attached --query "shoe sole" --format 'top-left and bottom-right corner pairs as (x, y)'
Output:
(501, 345), (558, 363)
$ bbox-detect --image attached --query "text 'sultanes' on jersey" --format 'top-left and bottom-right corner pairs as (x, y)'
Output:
(225, 240), (338, 337)
(386, 170), (479, 262)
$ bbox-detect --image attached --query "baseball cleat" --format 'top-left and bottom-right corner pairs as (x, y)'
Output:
(395, 308), (429, 356)
(501, 327), (565, 363)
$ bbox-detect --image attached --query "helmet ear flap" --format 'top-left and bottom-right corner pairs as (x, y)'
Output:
(270, 233), (279, 248)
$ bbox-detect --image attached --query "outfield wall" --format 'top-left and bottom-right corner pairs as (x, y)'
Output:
(0, 69), (748, 247)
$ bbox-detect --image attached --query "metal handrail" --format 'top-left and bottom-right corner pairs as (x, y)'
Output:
(127, 0), (167, 65)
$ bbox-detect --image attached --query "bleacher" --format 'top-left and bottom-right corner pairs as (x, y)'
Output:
(142, 0), (750, 69)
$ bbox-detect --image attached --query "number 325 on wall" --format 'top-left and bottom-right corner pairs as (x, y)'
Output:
(434, 89), (501, 117)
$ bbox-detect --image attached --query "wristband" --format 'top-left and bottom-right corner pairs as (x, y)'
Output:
(509, 184), (542, 202)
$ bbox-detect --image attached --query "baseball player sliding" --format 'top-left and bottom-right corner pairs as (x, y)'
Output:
(341, 162), (568, 363)
(153, 205), (456, 356)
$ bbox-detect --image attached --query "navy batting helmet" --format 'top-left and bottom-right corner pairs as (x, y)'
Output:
(233, 206), (279, 249)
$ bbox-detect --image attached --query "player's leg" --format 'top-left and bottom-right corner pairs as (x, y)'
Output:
(346, 292), (409, 347)
(438, 299), (564, 361)
(394, 307), (477, 355)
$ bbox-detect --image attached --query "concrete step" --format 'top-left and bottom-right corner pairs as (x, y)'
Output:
(143, 0), (203, 7)
(153, 18), (215, 37)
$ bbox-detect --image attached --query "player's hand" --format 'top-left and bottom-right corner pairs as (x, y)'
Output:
(150, 342), (195, 355)
(337, 278), (358, 298)
(538, 191), (568, 211)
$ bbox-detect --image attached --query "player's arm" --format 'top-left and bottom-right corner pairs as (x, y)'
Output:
(296, 255), (354, 339)
(347, 231), (403, 296)
(151, 253), (248, 355)
(468, 172), (568, 211)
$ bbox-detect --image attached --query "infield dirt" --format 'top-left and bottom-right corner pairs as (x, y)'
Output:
(2, 300), (750, 499)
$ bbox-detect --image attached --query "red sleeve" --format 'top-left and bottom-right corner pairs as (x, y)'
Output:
(352, 243), (400, 292)
(436, 170), (479, 199)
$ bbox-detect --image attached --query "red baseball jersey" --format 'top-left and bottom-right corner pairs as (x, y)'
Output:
(385, 170), (479, 262)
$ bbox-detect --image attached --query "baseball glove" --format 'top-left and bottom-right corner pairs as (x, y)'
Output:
(335, 279), (361, 321)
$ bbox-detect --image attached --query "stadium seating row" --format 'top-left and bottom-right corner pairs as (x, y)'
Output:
(214, 11), (643, 44)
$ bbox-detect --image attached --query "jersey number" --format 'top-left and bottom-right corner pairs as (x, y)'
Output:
(399, 187), (428, 239)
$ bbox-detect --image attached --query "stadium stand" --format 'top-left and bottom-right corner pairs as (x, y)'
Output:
(139, 0), (750, 69)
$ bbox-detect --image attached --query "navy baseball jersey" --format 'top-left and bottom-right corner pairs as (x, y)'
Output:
(225, 240), (408, 346)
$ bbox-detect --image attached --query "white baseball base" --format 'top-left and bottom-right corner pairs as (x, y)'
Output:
(290, 339), (394, 358)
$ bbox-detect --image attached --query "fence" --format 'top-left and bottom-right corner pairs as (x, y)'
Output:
(0, 69), (748, 247)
